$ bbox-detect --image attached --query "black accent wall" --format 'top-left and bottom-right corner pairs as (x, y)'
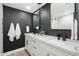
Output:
(3, 5), (32, 52)
(40, 3), (71, 38)
(40, 4), (51, 31)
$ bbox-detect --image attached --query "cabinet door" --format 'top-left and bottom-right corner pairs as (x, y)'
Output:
(25, 36), (30, 48)
(37, 46), (45, 56)
(31, 45), (38, 56)
(25, 36), (33, 55)
(37, 41), (52, 56)
(38, 46), (55, 56)
(25, 35), (39, 56)
(42, 50), (52, 56)
(31, 38), (39, 56)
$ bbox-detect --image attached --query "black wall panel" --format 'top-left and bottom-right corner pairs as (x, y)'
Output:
(3, 5), (32, 52)
(40, 4), (51, 31)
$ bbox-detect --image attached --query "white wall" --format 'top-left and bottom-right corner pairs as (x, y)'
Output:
(0, 3), (3, 53)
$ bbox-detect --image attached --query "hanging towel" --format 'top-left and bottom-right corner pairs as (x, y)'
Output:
(15, 23), (21, 40)
(7, 22), (15, 42)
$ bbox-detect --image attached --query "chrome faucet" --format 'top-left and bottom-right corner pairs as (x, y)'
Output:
(57, 34), (61, 40)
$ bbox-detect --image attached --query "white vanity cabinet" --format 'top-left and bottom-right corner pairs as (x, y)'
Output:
(25, 34), (57, 56)
(25, 34), (39, 56)
(25, 33), (79, 56)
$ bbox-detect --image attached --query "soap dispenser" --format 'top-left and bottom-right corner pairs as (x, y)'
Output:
(26, 25), (30, 33)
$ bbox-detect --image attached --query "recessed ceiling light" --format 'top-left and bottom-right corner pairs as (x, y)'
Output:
(26, 6), (31, 10)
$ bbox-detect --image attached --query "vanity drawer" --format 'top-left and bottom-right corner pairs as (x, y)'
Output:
(38, 40), (72, 56)
(38, 46), (56, 56)
(31, 46), (38, 56)
(51, 47), (71, 56)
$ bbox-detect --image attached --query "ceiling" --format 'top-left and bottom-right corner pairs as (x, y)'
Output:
(3, 3), (46, 13)
(3, 3), (74, 15)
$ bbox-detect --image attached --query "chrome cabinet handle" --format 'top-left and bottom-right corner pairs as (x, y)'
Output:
(33, 46), (37, 49)
(26, 40), (28, 45)
(47, 53), (50, 56)
(33, 40), (36, 42)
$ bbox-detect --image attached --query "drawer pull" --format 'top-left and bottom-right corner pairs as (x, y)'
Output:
(33, 46), (37, 49)
(47, 53), (50, 56)
(26, 40), (28, 45)
(33, 40), (36, 42)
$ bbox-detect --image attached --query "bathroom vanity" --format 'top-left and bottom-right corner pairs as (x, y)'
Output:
(25, 33), (79, 56)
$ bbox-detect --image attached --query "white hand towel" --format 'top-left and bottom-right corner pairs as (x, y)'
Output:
(15, 23), (21, 40)
(7, 22), (15, 42)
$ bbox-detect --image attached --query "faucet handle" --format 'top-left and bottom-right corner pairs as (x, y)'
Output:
(57, 34), (61, 40)
(62, 34), (67, 41)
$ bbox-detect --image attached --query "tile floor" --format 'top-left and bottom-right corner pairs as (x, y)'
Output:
(8, 49), (30, 56)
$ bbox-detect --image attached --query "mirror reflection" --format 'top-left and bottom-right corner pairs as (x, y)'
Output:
(51, 3), (74, 29)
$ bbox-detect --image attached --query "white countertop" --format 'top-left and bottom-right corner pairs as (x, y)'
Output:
(25, 33), (79, 55)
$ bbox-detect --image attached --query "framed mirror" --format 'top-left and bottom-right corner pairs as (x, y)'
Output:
(50, 3), (78, 40)
(51, 3), (74, 30)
